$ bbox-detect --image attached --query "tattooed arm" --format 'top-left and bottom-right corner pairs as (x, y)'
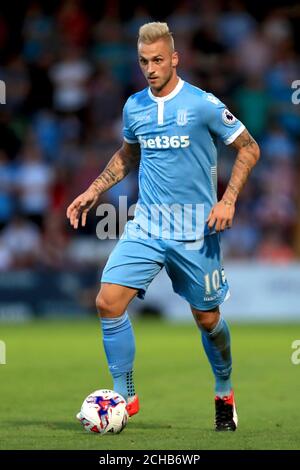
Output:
(67, 141), (140, 229)
(207, 129), (260, 232)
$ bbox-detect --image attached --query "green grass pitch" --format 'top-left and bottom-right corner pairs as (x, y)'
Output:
(0, 318), (299, 450)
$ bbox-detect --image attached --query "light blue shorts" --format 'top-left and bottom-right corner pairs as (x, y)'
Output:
(101, 221), (229, 311)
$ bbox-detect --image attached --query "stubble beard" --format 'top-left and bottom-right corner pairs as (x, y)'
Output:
(150, 69), (173, 94)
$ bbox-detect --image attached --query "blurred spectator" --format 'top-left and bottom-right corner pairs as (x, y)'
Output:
(0, 150), (16, 226)
(234, 75), (272, 140)
(39, 211), (70, 269)
(0, 240), (12, 271)
(22, 2), (55, 63)
(124, 5), (152, 42)
(260, 123), (296, 162)
(217, 0), (256, 49)
(60, 114), (82, 142)
(16, 141), (53, 226)
(1, 215), (41, 268)
(256, 231), (296, 263)
(167, 2), (199, 41)
(222, 212), (261, 258)
(266, 38), (300, 136)
(254, 189), (297, 233)
(50, 165), (70, 214)
(49, 46), (92, 113)
(92, 19), (133, 87)
(68, 146), (106, 197)
(262, 8), (293, 46)
(25, 53), (54, 112)
(1, 55), (30, 112)
(234, 29), (273, 76)
(56, 0), (90, 47)
(88, 67), (123, 129)
(57, 139), (83, 172)
(32, 109), (62, 162)
(0, 111), (21, 160)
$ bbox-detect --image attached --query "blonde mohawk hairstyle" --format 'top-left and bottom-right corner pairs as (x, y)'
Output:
(138, 22), (174, 51)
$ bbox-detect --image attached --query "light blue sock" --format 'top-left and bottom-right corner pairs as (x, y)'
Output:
(200, 317), (232, 397)
(100, 311), (136, 401)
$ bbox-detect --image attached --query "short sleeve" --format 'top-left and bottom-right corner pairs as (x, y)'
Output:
(123, 99), (138, 144)
(204, 93), (245, 145)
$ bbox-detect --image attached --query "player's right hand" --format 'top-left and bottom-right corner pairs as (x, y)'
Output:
(66, 187), (99, 229)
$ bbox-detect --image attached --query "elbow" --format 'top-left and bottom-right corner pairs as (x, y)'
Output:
(253, 142), (260, 164)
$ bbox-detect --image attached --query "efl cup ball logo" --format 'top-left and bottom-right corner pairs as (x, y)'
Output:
(76, 389), (129, 435)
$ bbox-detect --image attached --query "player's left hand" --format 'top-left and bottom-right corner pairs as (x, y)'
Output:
(207, 199), (235, 232)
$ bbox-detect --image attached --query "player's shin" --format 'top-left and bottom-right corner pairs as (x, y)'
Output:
(100, 311), (136, 401)
(200, 317), (232, 397)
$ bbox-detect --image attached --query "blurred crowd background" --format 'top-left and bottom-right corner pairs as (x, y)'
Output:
(0, 0), (300, 277)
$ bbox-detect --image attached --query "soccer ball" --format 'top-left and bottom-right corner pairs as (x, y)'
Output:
(76, 389), (129, 435)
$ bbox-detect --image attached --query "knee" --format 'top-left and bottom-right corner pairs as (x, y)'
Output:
(199, 315), (219, 331)
(96, 292), (114, 317)
(192, 308), (220, 332)
(96, 292), (123, 318)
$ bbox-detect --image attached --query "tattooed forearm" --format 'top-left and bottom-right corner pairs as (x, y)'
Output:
(90, 142), (140, 195)
(222, 129), (260, 204)
(235, 157), (252, 174)
(91, 167), (120, 193)
(228, 182), (239, 196)
(105, 168), (118, 182)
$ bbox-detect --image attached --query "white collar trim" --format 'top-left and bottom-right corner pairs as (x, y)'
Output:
(148, 78), (184, 102)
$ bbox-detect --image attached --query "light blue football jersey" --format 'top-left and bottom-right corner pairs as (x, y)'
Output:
(123, 78), (245, 240)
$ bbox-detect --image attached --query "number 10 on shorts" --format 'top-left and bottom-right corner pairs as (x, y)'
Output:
(204, 269), (226, 295)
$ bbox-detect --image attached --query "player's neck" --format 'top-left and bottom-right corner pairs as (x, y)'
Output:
(150, 74), (179, 98)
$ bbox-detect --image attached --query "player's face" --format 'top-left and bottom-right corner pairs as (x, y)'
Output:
(138, 39), (178, 96)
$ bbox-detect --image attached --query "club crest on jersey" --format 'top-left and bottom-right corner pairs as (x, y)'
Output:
(222, 109), (237, 126)
(176, 109), (188, 126)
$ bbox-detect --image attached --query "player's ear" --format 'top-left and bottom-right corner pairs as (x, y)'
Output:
(171, 51), (179, 67)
